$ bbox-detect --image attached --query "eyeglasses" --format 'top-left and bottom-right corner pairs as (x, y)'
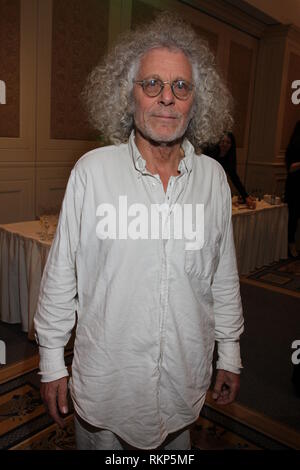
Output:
(133, 78), (194, 100)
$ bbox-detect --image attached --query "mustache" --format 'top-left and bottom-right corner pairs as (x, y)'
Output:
(148, 111), (181, 119)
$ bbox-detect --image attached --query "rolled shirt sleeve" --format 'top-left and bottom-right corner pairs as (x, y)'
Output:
(34, 165), (84, 382)
(211, 174), (244, 374)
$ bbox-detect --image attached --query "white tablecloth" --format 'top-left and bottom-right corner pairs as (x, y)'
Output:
(232, 200), (288, 275)
(0, 202), (289, 337)
(0, 221), (51, 339)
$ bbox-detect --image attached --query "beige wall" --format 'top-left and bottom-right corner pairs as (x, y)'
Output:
(35, 0), (110, 217)
(0, 0), (35, 223)
(246, 25), (300, 201)
(0, 0), (111, 223)
(0, 0), (300, 224)
(0, 0), (259, 223)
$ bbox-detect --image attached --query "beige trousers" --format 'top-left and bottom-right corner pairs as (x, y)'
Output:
(74, 413), (192, 450)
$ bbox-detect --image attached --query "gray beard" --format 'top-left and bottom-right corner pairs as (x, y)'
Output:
(136, 113), (193, 146)
(134, 102), (195, 145)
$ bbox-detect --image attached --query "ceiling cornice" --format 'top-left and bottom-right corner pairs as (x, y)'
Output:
(179, 0), (276, 38)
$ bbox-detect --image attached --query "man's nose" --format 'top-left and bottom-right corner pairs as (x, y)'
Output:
(159, 83), (175, 105)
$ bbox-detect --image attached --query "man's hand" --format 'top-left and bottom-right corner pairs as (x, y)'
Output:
(40, 377), (69, 428)
(212, 369), (240, 405)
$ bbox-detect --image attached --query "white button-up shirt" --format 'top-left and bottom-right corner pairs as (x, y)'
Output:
(34, 131), (244, 449)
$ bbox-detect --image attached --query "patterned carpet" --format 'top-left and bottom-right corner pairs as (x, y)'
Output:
(0, 362), (298, 450)
(241, 256), (300, 296)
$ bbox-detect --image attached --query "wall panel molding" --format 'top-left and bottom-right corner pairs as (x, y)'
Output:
(0, 166), (35, 222)
(36, 0), (106, 161)
(245, 163), (287, 195)
(247, 30), (286, 168)
(50, 0), (109, 141)
(0, 162), (35, 168)
(247, 160), (286, 167)
(227, 41), (253, 148)
(35, 165), (73, 216)
(0, 0), (20, 138)
(0, 0), (37, 160)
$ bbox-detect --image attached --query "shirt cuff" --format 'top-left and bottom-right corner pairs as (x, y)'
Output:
(38, 346), (69, 383)
(216, 341), (243, 374)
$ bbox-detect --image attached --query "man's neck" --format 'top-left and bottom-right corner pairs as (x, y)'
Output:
(134, 130), (184, 179)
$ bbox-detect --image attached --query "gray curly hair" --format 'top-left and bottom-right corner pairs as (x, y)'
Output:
(83, 11), (233, 151)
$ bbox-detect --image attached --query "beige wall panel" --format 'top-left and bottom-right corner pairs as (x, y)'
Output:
(193, 25), (218, 56)
(131, 0), (159, 27)
(245, 162), (286, 196)
(0, 166), (34, 223)
(35, 165), (73, 216)
(130, 0), (257, 68)
(237, 27), (286, 196)
(36, 0), (106, 164)
(131, 0), (219, 54)
(107, 0), (132, 42)
(0, 0), (36, 161)
(227, 41), (253, 148)
(221, 28), (257, 184)
(247, 31), (286, 167)
(130, 0), (224, 67)
(50, 0), (109, 141)
(247, 26), (300, 195)
(0, 0), (20, 138)
(211, 11), (254, 182)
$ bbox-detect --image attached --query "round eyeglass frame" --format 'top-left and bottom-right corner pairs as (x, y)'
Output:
(133, 78), (194, 100)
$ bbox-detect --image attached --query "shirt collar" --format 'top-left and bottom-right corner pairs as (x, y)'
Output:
(128, 130), (194, 175)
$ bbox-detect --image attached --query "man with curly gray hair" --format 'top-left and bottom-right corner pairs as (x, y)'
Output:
(34, 12), (244, 450)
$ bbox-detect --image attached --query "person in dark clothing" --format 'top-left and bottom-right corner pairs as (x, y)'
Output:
(204, 132), (256, 209)
(285, 121), (300, 258)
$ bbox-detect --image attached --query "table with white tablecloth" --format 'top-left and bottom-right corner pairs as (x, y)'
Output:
(0, 221), (51, 340)
(232, 200), (288, 275)
(0, 201), (289, 338)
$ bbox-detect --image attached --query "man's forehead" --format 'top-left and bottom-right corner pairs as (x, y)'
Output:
(138, 47), (192, 78)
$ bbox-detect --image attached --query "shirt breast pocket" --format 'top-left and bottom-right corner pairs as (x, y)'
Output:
(184, 242), (219, 282)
